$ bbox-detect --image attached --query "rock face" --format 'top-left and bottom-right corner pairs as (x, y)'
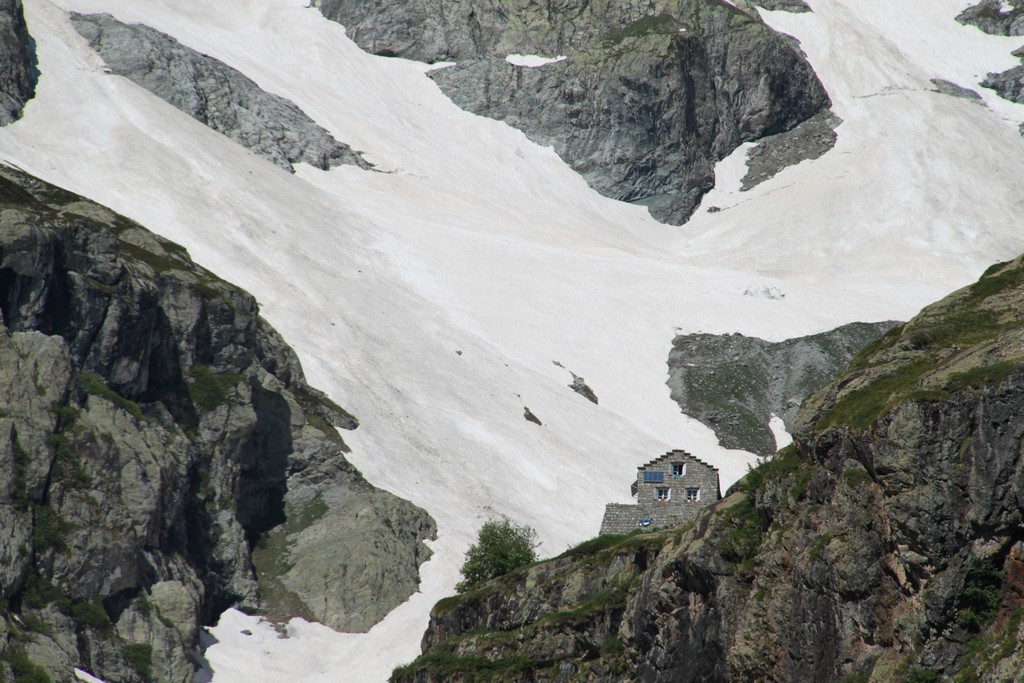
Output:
(0, 166), (435, 683)
(396, 258), (1024, 682)
(315, 0), (830, 224)
(0, 0), (37, 125)
(957, 0), (1024, 35)
(666, 320), (898, 456)
(71, 13), (371, 173)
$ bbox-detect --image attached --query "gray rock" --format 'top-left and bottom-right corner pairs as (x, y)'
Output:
(316, 0), (830, 224)
(0, 0), (36, 125)
(756, 0), (811, 12)
(930, 78), (984, 102)
(667, 321), (900, 456)
(741, 110), (840, 190)
(569, 373), (599, 404)
(981, 64), (1024, 105)
(71, 13), (371, 173)
(957, 0), (1024, 35)
(0, 165), (435, 681)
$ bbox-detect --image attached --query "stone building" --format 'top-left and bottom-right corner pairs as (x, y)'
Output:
(600, 449), (720, 535)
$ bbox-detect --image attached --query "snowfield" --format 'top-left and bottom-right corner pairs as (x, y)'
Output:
(5, 0), (1024, 680)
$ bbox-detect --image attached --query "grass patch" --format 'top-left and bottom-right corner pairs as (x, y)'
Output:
(945, 361), (1018, 393)
(390, 651), (535, 682)
(840, 467), (871, 488)
(815, 260), (1024, 432)
(187, 365), (243, 411)
(80, 372), (144, 420)
(808, 532), (833, 561)
(122, 643), (153, 680)
(541, 580), (633, 626)
(602, 14), (685, 45)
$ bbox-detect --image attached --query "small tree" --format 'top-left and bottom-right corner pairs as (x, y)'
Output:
(457, 517), (538, 592)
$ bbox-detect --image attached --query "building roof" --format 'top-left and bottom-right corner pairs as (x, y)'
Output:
(636, 449), (719, 473)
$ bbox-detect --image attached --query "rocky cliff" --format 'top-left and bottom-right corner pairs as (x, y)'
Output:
(71, 13), (371, 173)
(667, 320), (898, 456)
(0, 0), (36, 125)
(0, 165), (435, 683)
(315, 0), (831, 224)
(394, 257), (1024, 682)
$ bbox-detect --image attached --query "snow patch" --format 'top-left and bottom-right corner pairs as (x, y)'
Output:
(505, 53), (567, 67)
(769, 414), (794, 451)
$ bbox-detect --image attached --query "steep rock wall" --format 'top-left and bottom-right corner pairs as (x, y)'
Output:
(0, 0), (37, 125)
(0, 166), (435, 683)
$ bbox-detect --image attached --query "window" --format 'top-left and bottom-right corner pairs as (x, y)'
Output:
(656, 488), (671, 501)
(671, 463), (685, 478)
(685, 488), (700, 502)
(643, 471), (664, 483)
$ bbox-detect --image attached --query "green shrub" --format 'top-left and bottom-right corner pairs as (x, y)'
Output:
(31, 505), (67, 552)
(122, 643), (153, 680)
(3, 649), (53, 683)
(457, 518), (538, 593)
(957, 556), (1004, 632)
(187, 365), (242, 411)
(906, 668), (940, 683)
(79, 372), (144, 420)
(70, 601), (110, 630)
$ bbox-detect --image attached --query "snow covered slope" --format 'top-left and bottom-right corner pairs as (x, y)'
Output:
(5, 0), (1024, 680)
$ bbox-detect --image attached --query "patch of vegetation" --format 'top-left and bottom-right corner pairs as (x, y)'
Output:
(816, 261), (1024, 432)
(457, 518), (538, 593)
(602, 14), (684, 45)
(956, 556), (1005, 633)
(541, 580), (633, 626)
(945, 361), (1018, 393)
(186, 365), (243, 411)
(122, 643), (153, 680)
(600, 636), (623, 657)
(20, 573), (70, 612)
(251, 495), (329, 624)
(70, 601), (111, 630)
(117, 239), (187, 275)
(1, 648), (53, 683)
(808, 532), (833, 561)
(840, 467), (871, 488)
(32, 504), (68, 553)
(79, 372), (144, 420)
(12, 437), (31, 508)
(905, 668), (940, 683)
(390, 651), (535, 682)
(716, 494), (763, 575)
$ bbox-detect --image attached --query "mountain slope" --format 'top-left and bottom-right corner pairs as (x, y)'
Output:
(0, 165), (434, 683)
(396, 254), (1024, 682)
(2, 0), (1024, 681)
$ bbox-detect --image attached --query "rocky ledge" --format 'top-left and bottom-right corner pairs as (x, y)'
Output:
(667, 320), (898, 456)
(0, 166), (434, 683)
(315, 0), (830, 224)
(394, 257), (1024, 682)
(0, 0), (37, 125)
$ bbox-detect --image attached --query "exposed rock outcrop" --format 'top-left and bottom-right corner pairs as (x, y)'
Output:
(0, 166), (434, 683)
(0, 0), (37, 125)
(396, 258), (1024, 682)
(666, 320), (898, 456)
(957, 0), (1024, 35)
(71, 13), (371, 173)
(316, 0), (830, 224)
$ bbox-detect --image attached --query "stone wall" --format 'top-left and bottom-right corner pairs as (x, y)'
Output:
(599, 450), (719, 535)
